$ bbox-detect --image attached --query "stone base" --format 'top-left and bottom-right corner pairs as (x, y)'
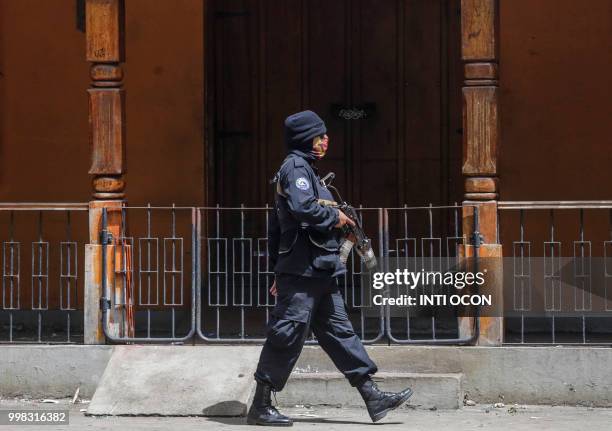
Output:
(86, 345), (260, 416)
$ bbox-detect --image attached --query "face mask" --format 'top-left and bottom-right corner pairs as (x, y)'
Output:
(312, 135), (329, 159)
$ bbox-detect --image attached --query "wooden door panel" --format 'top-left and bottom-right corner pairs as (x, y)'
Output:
(404, 0), (444, 161)
(402, 0), (450, 208)
(353, 0), (401, 207)
(360, 160), (401, 209)
(304, 0), (350, 200)
(261, 0), (304, 201)
(209, 0), (461, 209)
(211, 0), (260, 206)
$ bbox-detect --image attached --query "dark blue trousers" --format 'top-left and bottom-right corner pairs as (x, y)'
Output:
(254, 273), (378, 391)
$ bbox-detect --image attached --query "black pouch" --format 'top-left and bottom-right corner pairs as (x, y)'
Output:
(308, 230), (341, 271)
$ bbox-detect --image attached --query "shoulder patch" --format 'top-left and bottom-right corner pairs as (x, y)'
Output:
(295, 177), (310, 191)
(292, 157), (307, 167)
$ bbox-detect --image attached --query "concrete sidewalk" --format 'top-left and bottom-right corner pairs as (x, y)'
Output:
(1, 399), (611, 431)
(5, 345), (612, 407)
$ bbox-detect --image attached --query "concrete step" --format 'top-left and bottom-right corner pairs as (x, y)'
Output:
(86, 346), (259, 416)
(279, 372), (464, 410)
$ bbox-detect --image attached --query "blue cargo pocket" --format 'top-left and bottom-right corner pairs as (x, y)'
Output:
(328, 293), (356, 338)
(267, 302), (310, 349)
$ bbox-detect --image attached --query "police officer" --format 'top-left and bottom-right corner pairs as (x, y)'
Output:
(247, 111), (412, 426)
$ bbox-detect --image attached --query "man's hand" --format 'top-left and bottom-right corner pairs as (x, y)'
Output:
(269, 280), (277, 297)
(335, 210), (356, 228)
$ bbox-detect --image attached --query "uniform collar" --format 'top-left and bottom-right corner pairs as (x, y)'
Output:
(289, 149), (317, 164)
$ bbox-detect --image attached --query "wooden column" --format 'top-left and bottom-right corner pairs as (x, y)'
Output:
(0, 2), (3, 186)
(84, 0), (126, 344)
(460, 0), (503, 345)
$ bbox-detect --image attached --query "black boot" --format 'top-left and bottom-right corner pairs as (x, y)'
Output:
(247, 381), (293, 427)
(357, 378), (413, 422)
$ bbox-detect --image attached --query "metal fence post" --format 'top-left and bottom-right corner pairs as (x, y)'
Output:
(84, 201), (123, 344)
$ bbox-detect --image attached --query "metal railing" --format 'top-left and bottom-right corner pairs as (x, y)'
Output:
(499, 201), (612, 345)
(1, 202), (481, 345)
(0, 203), (88, 343)
(100, 206), (197, 343)
(383, 204), (480, 345)
(5, 200), (612, 346)
(99, 204), (480, 344)
(195, 206), (386, 344)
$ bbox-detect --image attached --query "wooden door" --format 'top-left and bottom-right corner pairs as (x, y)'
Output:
(207, 0), (462, 209)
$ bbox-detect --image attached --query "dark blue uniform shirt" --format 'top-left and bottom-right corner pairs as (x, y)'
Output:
(268, 151), (346, 278)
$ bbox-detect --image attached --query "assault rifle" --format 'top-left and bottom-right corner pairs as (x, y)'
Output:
(318, 173), (378, 271)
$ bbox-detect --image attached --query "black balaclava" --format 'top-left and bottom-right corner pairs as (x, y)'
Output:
(284, 110), (327, 162)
